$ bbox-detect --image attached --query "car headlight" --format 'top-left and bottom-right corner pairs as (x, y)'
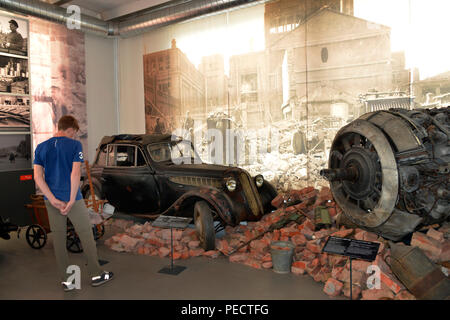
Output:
(225, 178), (237, 192)
(255, 175), (264, 188)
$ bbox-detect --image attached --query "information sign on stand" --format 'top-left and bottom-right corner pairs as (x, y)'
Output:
(322, 236), (380, 300)
(152, 215), (193, 276)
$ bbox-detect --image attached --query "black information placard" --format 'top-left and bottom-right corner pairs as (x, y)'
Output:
(322, 236), (380, 262)
(152, 216), (192, 229)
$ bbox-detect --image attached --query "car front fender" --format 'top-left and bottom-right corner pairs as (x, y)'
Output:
(160, 186), (240, 226)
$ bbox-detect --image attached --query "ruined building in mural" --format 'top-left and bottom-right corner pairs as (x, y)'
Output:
(142, 1), (413, 188)
(143, 39), (205, 134)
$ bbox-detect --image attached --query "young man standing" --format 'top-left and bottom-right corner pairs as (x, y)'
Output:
(33, 115), (113, 291)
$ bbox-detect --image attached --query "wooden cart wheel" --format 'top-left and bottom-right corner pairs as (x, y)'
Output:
(93, 224), (105, 240)
(26, 224), (47, 249)
(66, 227), (83, 253)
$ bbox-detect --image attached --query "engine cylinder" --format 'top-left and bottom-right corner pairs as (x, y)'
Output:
(324, 107), (449, 240)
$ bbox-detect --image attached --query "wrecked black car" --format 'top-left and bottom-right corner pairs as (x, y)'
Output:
(81, 134), (278, 250)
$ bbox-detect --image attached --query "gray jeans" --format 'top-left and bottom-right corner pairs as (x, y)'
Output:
(45, 200), (101, 282)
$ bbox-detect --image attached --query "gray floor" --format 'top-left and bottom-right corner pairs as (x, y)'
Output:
(0, 222), (342, 300)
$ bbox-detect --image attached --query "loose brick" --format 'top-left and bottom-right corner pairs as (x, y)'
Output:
(427, 228), (445, 243)
(331, 228), (354, 238)
(331, 266), (344, 280)
(272, 230), (281, 241)
(301, 219), (315, 232)
(395, 290), (416, 300)
(216, 239), (232, 255)
(361, 288), (395, 300)
(337, 268), (365, 287)
(306, 264), (322, 278)
(171, 252), (182, 260)
(174, 244), (184, 252)
(229, 252), (249, 263)
(343, 282), (362, 299)
(250, 239), (270, 253)
(323, 278), (344, 297)
(380, 271), (405, 294)
(291, 234), (307, 246)
(110, 243), (125, 252)
(188, 240), (200, 249)
(181, 236), (192, 244)
(319, 253), (328, 266)
(271, 194), (285, 208)
(119, 234), (141, 251)
(244, 258), (262, 269)
(262, 261), (273, 269)
(314, 266), (332, 283)
(203, 250), (220, 258)
(180, 250), (190, 259)
(292, 261), (307, 269)
(349, 260), (372, 273)
(189, 248), (205, 257)
(314, 229), (332, 240)
(302, 249), (317, 261)
(306, 241), (322, 254)
(292, 261), (308, 275)
(306, 258), (320, 269)
(158, 247), (170, 258)
(280, 227), (301, 238)
(300, 227), (315, 239)
(329, 255), (348, 267)
(262, 253), (272, 262)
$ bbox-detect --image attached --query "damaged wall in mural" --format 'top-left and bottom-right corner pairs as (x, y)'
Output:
(29, 17), (87, 155)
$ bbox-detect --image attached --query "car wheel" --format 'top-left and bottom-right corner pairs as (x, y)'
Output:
(194, 201), (215, 251)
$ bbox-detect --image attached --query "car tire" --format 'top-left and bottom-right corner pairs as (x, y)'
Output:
(194, 201), (215, 251)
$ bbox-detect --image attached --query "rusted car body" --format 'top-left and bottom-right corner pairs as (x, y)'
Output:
(81, 134), (278, 249)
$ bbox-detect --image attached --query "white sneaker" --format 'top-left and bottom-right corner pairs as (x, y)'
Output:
(62, 281), (76, 292)
(91, 271), (114, 287)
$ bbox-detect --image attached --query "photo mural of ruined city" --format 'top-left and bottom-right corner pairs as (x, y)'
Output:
(29, 17), (87, 154)
(143, 0), (449, 192)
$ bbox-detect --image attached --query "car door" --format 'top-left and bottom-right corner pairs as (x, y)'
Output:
(101, 144), (160, 213)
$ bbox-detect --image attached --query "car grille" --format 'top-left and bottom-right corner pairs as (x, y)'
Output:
(239, 172), (263, 217)
(169, 176), (222, 188)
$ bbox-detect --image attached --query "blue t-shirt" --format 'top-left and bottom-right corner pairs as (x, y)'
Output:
(33, 137), (84, 202)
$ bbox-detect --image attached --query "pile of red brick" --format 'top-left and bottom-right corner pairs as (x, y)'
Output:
(103, 186), (449, 300)
(104, 219), (220, 259)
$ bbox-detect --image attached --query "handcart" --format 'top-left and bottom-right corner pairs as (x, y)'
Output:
(23, 161), (114, 253)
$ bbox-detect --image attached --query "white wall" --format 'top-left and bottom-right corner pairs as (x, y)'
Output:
(118, 35), (146, 134)
(85, 33), (118, 162)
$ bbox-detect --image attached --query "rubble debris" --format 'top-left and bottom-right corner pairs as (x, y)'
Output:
(103, 186), (450, 300)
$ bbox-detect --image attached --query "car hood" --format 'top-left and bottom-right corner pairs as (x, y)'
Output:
(156, 162), (248, 178)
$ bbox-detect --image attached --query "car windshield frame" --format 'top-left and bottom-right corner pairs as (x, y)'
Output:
(147, 140), (202, 164)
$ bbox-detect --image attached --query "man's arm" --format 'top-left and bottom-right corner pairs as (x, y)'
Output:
(33, 164), (66, 211)
(60, 161), (81, 215)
